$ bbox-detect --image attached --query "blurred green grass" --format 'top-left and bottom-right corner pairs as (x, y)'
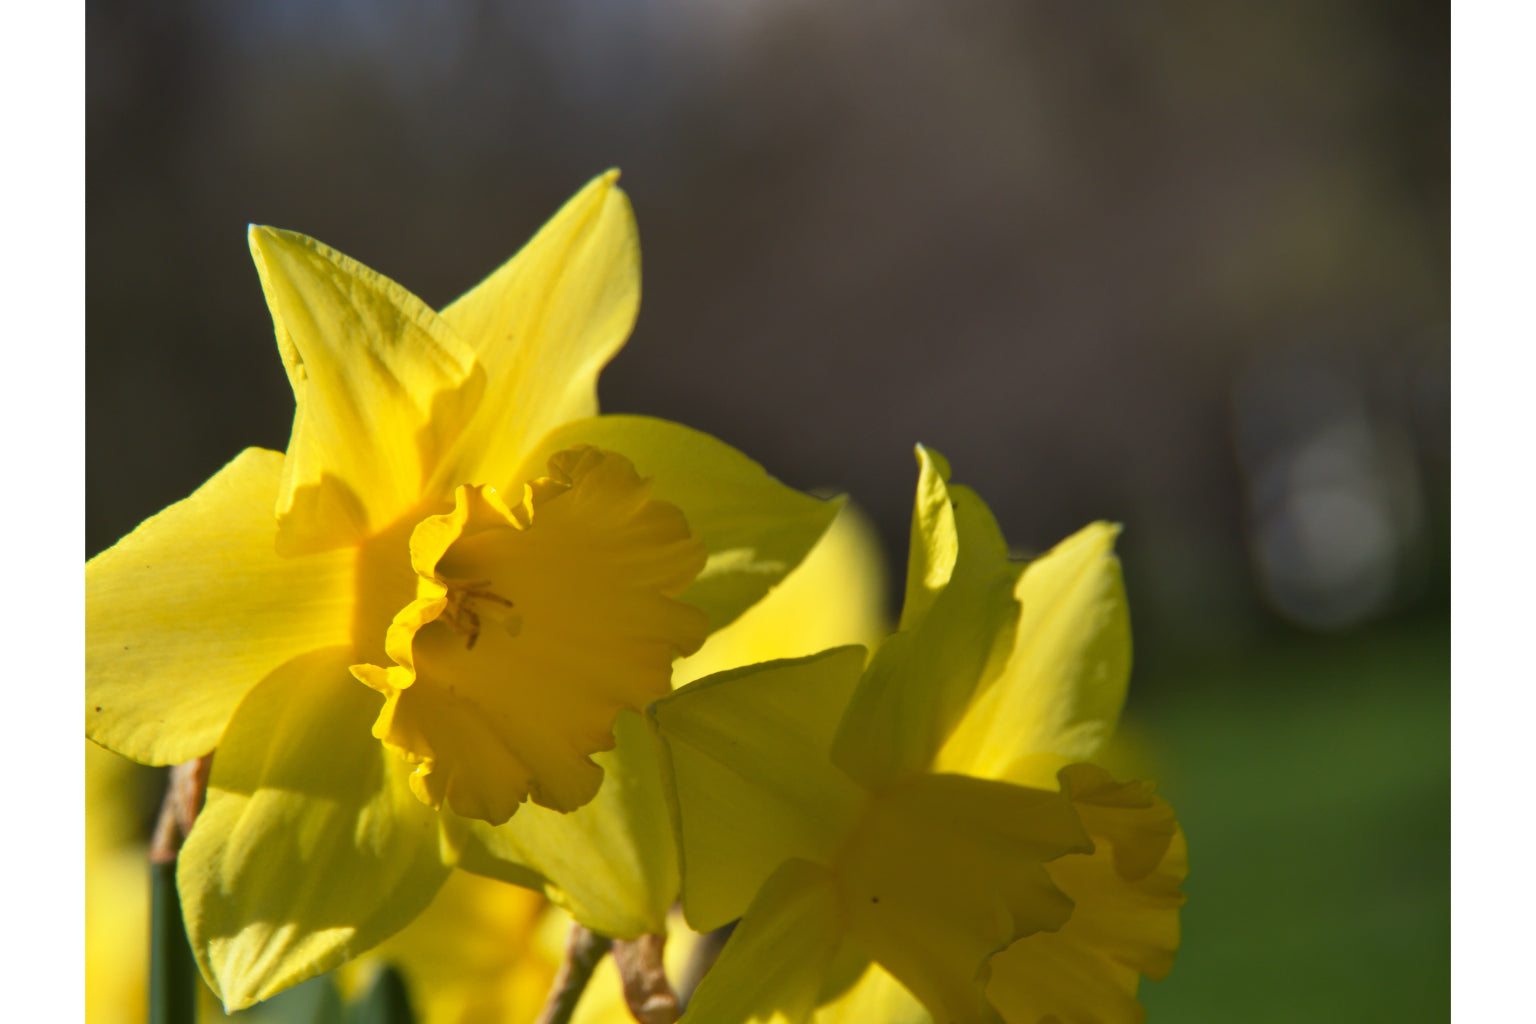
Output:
(1136, 617), (1449, 1023)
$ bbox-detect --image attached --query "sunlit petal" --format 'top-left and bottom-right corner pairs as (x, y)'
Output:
(832, 462), (1020, 788)
(938, 523), (1132, 778)
(249, 226), (482, 554)
(679, 859), (844, 1024)
(899, 445), (958, 631)
(459, 711), (680, 938)
(516, 414), (841, 633)
(437, 171), (639, 493)
(87, 448), (353, 765)
(180, 648), (454, 1010)
(652, 648), (868, 933)
(676, 500), (890, 686)
(810, 962), (927, 1024)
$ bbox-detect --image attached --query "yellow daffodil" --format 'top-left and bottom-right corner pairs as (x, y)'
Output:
(439, 498), (888, 944)
(652, 447), (1186, 1024)
(354, 501), (891, 1024)
(85, 172), (838, 1010)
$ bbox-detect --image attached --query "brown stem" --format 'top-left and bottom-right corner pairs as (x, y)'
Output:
(534, 923), (613, 1024)
(149, 755), (213, 866)
(611, 933), (679, 1024)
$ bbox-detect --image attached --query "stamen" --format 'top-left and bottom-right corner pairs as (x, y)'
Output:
(436, 577), (519, 649)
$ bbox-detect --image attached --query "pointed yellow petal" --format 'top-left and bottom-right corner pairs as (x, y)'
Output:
(651, 648), (868, 933)
(936, 522), (1132, 778)
(679, 859), (844, 1024)
(832, 478), (1020, 788)
(357, 448), (708, 823)
(436, 171), (639, 492)
(458, 710), (681, 938)
(86, 448), (354, 765)
(899, 445), (957, 631)
(180, 647), (454, 1010)
(248, 226), (482, 554)
(835, 773), (1091, 1024)
(514, 415), (841, 633)
(987, 763), (1187, 1024)
(675, 499), (890, 686)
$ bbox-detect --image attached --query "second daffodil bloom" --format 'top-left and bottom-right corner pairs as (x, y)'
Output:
(85, 172), (838, 1010)
(652, 447), (1187, 1024)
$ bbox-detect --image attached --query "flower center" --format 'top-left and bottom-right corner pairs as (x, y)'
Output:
(434, 576), (520, 650)
(351, 446), (709, 825)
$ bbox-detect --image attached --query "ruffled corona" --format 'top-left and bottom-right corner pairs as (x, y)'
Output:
(834, 773), (1092, 1024)
(353, 446), (710, 824)
(987, 763), (1187, 1024)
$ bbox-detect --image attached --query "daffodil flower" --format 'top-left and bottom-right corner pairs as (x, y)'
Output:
(652, 447), (1186, 1024)
(349, 501), (890, 1024)
(85, 172), (838, 1010)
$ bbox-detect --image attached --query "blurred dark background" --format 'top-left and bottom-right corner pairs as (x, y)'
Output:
(87, 1), (1448, 1020)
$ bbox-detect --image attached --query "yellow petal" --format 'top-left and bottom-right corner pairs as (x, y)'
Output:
(180, 647), (455, 1010)
(461, 505), (885, 938)
(651, 648), (868, 933)
(357, 870), (557, 1024)
(899, 445), (957, 631)
(987, 763), (1187, 1024)
(679, 859), (844, 1024)
(835, 773), (1091, 1024)
(459, 710), (681, 938)
(356, 448), (708, 823)
(436, 171), (639, 493)
(675, 499), (890, 686)
(86, 448), (354, 765)
(936, 522), (1132, 779)
(810, 962), (927, 1024)
(515, 415), (841, 633)
(248, 226), (482, 554)
(832, 477), (1020, 788)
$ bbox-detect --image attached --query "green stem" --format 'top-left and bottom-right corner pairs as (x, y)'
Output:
(149, 860), (198, 1024)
